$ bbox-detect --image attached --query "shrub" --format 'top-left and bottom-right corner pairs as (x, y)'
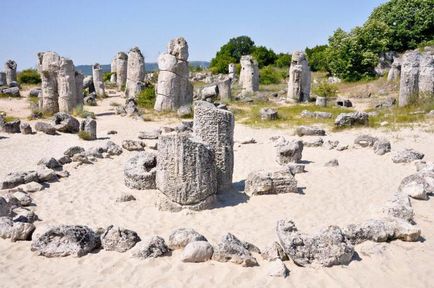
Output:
(259, 66), (285, 85)
(275, 53), (292, 68)
(137, 85), (156, 109)
(312, 81), (338, 97)
(17, 69), (41, 84)
(103, 72), (114, 82)
(78, 131), (92, 141)
(252, 46), (277, 68)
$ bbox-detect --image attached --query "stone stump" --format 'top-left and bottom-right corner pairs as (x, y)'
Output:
(125, 47), (145, 98)
(57, 58), (77, 113)
(38, 51), (61, 114)
(4, 60), (17, 86)
(116, 52), (128, 91)
(218, 77), (232, 101)
(288, 51), (311, 102)
(92, 63), (105, 97)
(156, 132), (217, 211)
(193, 101), (234, 192)
(239, 55), (259, 96)
(80, 118), (97, 140)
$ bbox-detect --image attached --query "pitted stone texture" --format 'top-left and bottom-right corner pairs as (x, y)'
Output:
(295, 126), (326, 137)
(101, 225), (141, 253)
(212, 233), (258, 267)
(383, 193), (414, 222)
(57, 57), (77, 112)
(132, 236), (169, 259)
(245, 170), (298, 196)
(262, 241), (288, 261)
(182, 241), (214, 263)
(387, 57), (401, 82)
(74, 71), (84, 107)
(373, 138), (391, 155)
(92, 63), (105, 97)
(288, 51), (311, 102)
(38, 51), (61, 113)
(218, 77), (232, 101)
(31, 225), (99, 257)
(125, 47), (145, 98)
(53, 112), (79, 133)
(4, 60), (17, 85)
(392, 149), (424, 163)
(168, 37), (189, 61)
(80, 118), (97, 140)
(419, 50), (434, 96)
(398, 171), (434, 200)
(276, 140), (303, 164)
(156, 132), (217, 211)
(167, 228), (207, 250)
(399, 50), (420, 106)
(124, 151), (157, 190)
(116, 52), (128, 91)
(335, 112), (369, 127)
(193, 101), (234, 191)
(239, 55), (259, 95)
(276, 220), (354, 267)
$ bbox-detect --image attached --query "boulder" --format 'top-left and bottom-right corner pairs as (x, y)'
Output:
(303, 137), (323, 147)
(0, 171), (38, 190)
(262, 241), (288, 261)
(276, 220), (354, 267)
(31, 225), (99, 257)
(35, 122), (56, 135)
(132, 236), (169, 259)
(20, 181), (44, 193)
(101, 225), (141, 253)
(124, 151), (157, 190)
(276, 140), (303, 164)
(0, 87), (20, 97)
(212, 233), (258, 267)
(373, 138), (391, 155)
(245, 170), (298, 196)
(122, 140), (146, 151)
(168, 228), (207, 250)
(64, 146), (85, 157)
(335, 112), (369, 127)
(260, 108), (278, 120)
(392, 149), (424, 163)
(53, 112), (79, 133)
(103, 141), (123, 156)
(2, 119), (21, 133)
(19, 122), (32, 134)
(287, 163), (306, 174)
(37, 157), (62, 170)
(382, 193), (414, 222)
(267, 259), (290, 278)
(398, 172), (434, 200)
(295, 126), (326, 137)
(181, 241), (214, 263)
(80, 118), (97, 140)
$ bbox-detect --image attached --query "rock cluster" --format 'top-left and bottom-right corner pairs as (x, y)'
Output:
(287, 51), (311, 102)
(154, 37), (193, 112)
(239, 55), (259, 96)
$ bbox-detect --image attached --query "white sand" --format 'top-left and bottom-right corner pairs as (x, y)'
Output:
(1, 95), (434, 288)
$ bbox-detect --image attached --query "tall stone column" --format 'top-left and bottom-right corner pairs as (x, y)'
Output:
(387, 57), (401, 82)
(154, 37), (193, 111)
(110, 57), (117, 83)
(399, 51), (420, 107)
(125, 47), (145, 98)
(239, 55), (259, 96)
(75, 71), (84, 107)
(57, 58), (77, 113)
(193, 101), (234, 192)
(92, 63), (105, 97)
(38, 51), (61, 114)
(0, 73), (6, 86)
(4, 60), (17, 86)
(228, 63), (236, 79)
(419, 50), (434, 97)
(218, 77), (232, 101)
(288, 51), (311, 102)
(156, 132), (217, 211)
(116, 52), (128, 91)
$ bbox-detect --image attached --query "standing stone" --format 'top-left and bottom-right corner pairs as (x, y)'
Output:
(74, 71), (84, 107)
(80, 118), (97, 140)
(387, 57), (401, 82)
(239, 55), (259, 96)
(419, 50), (434, 97)
(217, 77), (232, 101)
(57, 58), (77, 113)
(154, 37), (193, 111)
(228, 63), (236, 79)
(156, 132), (217, 211)
(37, 51), (61, 114)
(111, 57), (117, 73)
(193, 101), (234, 192)
(399, 51), (420, 107)
(116, 52), (128, 91)
(4, 60), (17, 86)
(125, 47), (145, 98)
(92, 63), (105, 97)
(288, 51), (311, 102)
(0, 72), (6, 86)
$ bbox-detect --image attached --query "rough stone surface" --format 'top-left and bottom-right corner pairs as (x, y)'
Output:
(2, 120), (20, 133)
(383, 193), (414, 222)
(35, 122), (56, 135)
(31, 225), (99, 257)
(276, 220), (354, 267)
(260, 108), (278, 120)
(37, 157), (62, 170)
(101, 225), (141, 253)
(245, 170), (298, 196)
(398, 172), (434, 200)
(57, 57), (77, 112)
(288, 51), (311, 102)
(262, 241), (288, 261)
(124, 151), (157, 190)
(303, 137), (324, 147)
(125, 47), (145, 98)
(193, 101), (234, 191)
(53, 112), (79, 133)
(64, 146), (85, 157)
(168, 228), (207, 250)
(239, 55), (259, 96)
(4, 60), (17, 85)
(276, 140), (303, 164)
(325, 159), (339, 167)
(354, 135), (378, 147)
(295, 126), (326, 137)
(335, 112), (369, 127)
(19, 122), (32, 134)
(132, 236), (169, 259)
(80, 118), (97, 140)
(392, 149), (424, 163)
(373, 138), (391, 155)
(116, 52), (128, 91)
(92, 63), (105, 97)
(122, 140), (146, 151)
(212, 233), (258, 267)
(181, 241), (214, 263)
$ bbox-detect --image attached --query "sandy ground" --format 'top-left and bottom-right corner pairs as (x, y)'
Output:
(0, 93), (434, 288)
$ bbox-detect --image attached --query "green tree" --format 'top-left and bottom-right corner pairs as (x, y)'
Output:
(210, 36), (255, 74)
(305, 45), (330, 72)
(252, 46), (277, 68)
(275, 53), (292, 68)
(17, 69), (41, 84)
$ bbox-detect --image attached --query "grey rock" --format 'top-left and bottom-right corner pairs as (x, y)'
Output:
(287, 163), (306, 174)
(10, 222), (35, 242)
(398, 172), (434, 200)
(303, 137), (324, 147)
(212, 233), (258, 267)
(35, 122), (56, 135)
(1, 87), (20, 97)
(168, 228), (207, 250)
(20, 122), (32, 134)
(354, 135), (378, 147)
(324, 140), (339, 150)
(122, 140), (146, 151)
(260, 108), (278, 120)
(276, 140), (303, 164)
(295, 126), (326, 137)
(124, 151), (157, 190)
(373, 138), (391, 155)
(0, 171), (38, 190)
(383, 193), (414, 222)
(53, 112), (79, 133)
(262, 241), (288, 261)
(335, 112), (369, 127)
(2, 119), (21, 133)
(12, 191), (32, 206)
(80, 118), (97, 140)
(101, 225), (141, 253)
(58, 155), (72, 165)
(64, 146), (85, 157)
(288, 51), (311, 102)
(240, 55), (259, 96)
(115, 193), (136, 202)
(37, 157), (62, 170)
(300, 110), (332, 119)
(392, 149), (424, 163)
(245, 170), (298, 196)
(21, 181), (44, 193)
(138, 130), (161, 140)
(267, 259), (290, 278)
(182, 241), (214, 263)
(325, 159), (339, 167)
(132, 236), (169, 259)
(177, 105), (192, 118)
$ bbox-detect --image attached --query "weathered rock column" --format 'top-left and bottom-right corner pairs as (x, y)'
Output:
(116, 52), (128, 91)
(288, 51), (311, 102)
(419, 50), (434, 97)
(239, 55), (259, 96)
(218, 77), (232, 101)
(387, 57), (401, 82)
(399, 51), (420, 107)
(57, 58), (77, 113)
(228, 63), (236, 79)
(156, 132), (217, 211)
(193, 101), (234, 192)
(125, 47), (145, 98)
(110, 57), (117, 83)
(38, 51), (61, 114)
(80, 118), (97, 140)
(75, 71), (84, 107)
(0, 72), (6, 86)
(154, 37), (193, 111)
(4, 60), (17, 86)
(92, 63), (105, 97)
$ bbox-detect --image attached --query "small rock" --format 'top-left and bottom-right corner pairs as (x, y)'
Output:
(325, 159), (339, 167)
(295, 126), (326, 137)
(260, 108), (278, 120)
(181, 241), (214, 263)
(35, 122), (56, 135)
(132, 236), (169, 259)
(37, 157), (62, 170)
(116, 193), (136, 202)
(392, 149), (424, 164)
(122, 140), (146, 151)
(267, 259), (290, 278)
(168, 228), (207, 250)
(101, 225), (141, 253)
(20, 122), (33, 134)
(20, 182), (43, 193)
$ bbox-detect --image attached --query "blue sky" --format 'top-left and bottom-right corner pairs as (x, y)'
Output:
(0, 0), (386, 69)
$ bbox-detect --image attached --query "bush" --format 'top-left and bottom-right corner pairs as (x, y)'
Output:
(259, 66), (285, 85)
(312, 81), (338, 97)
(103, 72), (114, 82)
(305, 45), (330, 72)
(252, 46), (277, 68)
(275, 53), (292, 68)
(78, 131), (92, 141)
(17, 69), (41, 84)
(137, 85), (156, 109)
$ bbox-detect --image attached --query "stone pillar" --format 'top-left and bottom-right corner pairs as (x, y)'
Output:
(154, 37), (193, 112)
(38, 51), (61, 114)
(239, 55), (259, 96)
(193, 101), (234, 192)
(0, 72), (6, 86)
(110, 57), (117, 84)
(92, 63), (105, 97)
(75, 71), (84, 107)
(156, 132), (217, 211)
(399, 51), (420, 107)
(419, 50), (434, 97)
(57, 57), (77, 113)
(4, 60), (17, 86)
(228, 63), (236, 79)
(116, 52), (128, 91)
(80, 118), (97, 140)
(288, 51), (311, 102)
(217, 77), (232, 102)
(125, 47), (145, 98)
(387, 57), (401, 82)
